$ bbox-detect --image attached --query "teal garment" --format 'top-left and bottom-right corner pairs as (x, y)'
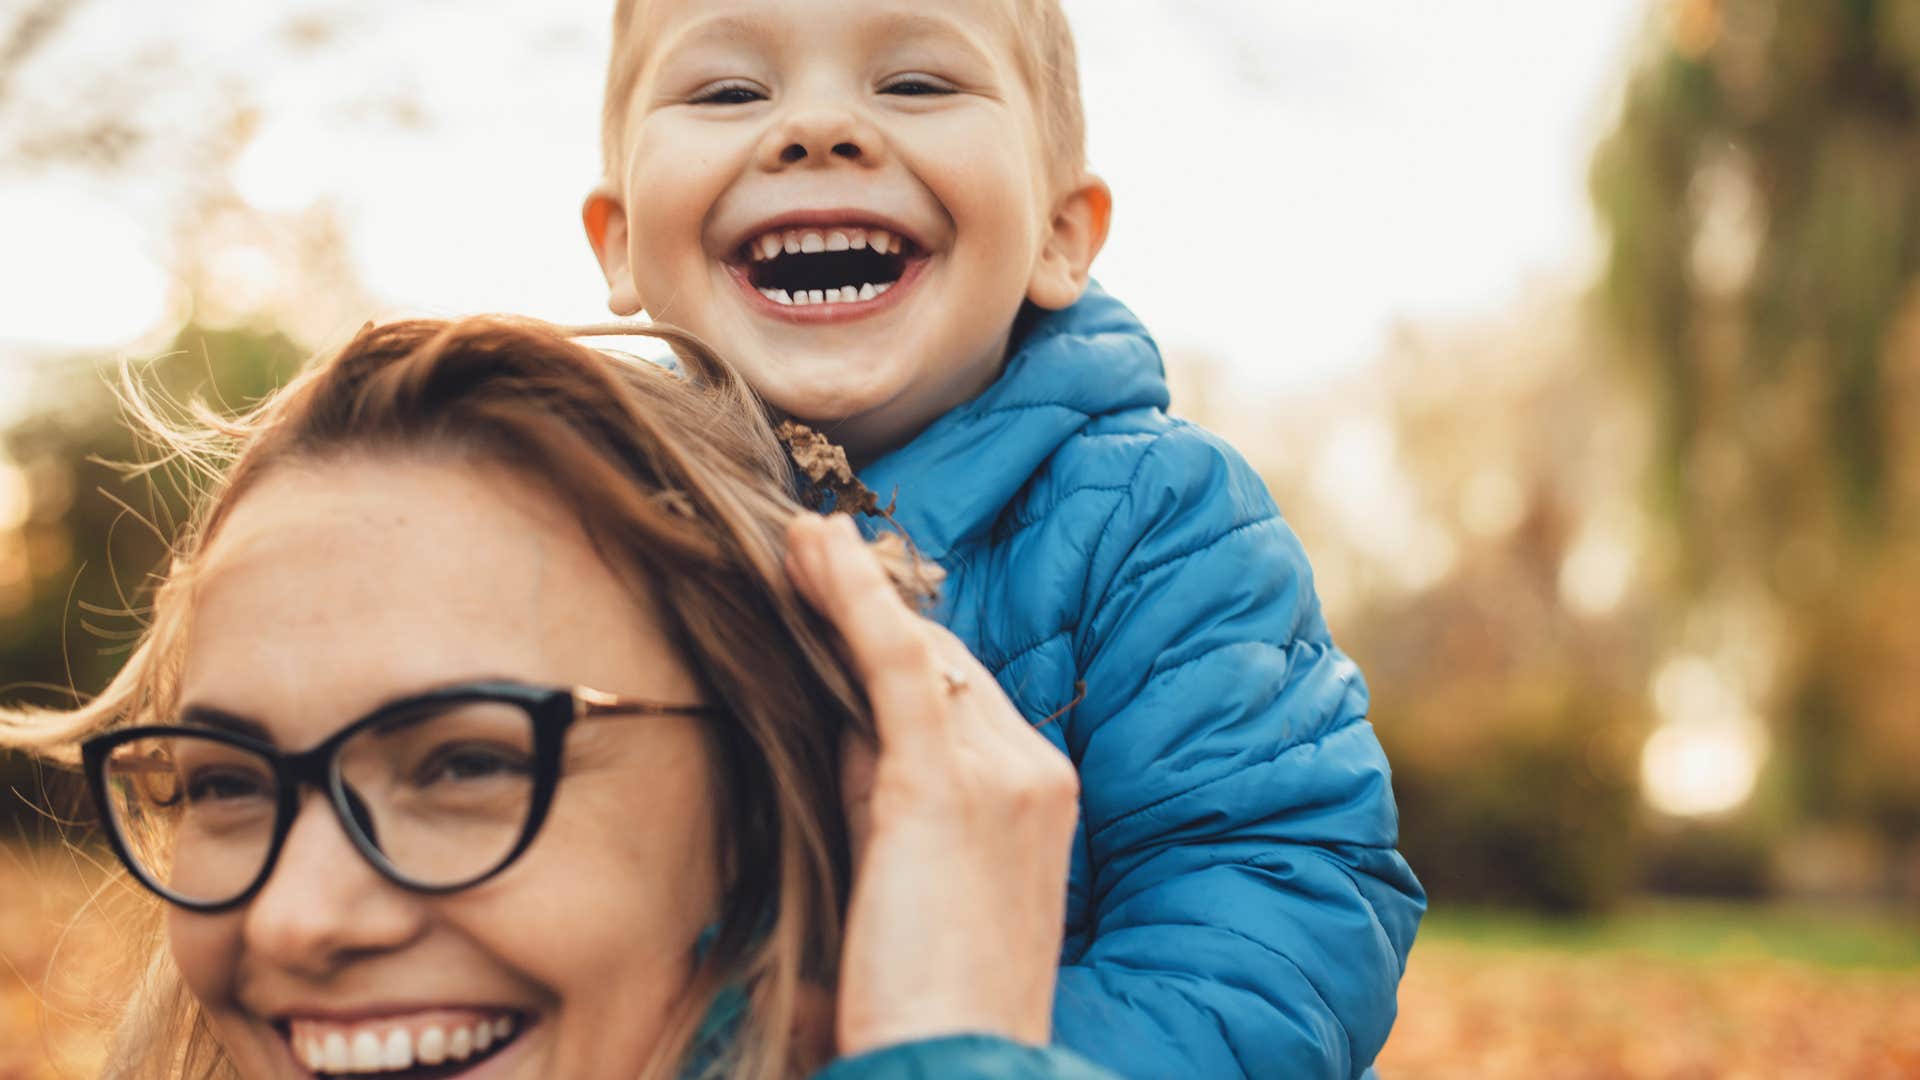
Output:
(677, 983), (748, 1079)
(677, 991), (1115, 1080)
(816, 1037), (1120, 1080)
(855, 285), (1426, 1078)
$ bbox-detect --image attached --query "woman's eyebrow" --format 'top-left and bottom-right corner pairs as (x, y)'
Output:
(177, 704), (275, 744)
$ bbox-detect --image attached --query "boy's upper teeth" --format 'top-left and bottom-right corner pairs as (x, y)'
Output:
(749, 227), (899, 261)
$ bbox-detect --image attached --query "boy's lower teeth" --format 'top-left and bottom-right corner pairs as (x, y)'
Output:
(759, 282), (894, 307)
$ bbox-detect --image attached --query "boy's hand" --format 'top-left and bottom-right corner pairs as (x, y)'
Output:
(785, 513), (1079, 1057)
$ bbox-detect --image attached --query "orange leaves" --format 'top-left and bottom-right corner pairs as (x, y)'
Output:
(1381, 940), (1920, 1079)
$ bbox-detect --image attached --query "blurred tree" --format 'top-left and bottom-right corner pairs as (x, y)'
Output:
(1231, 302), (1659, 913)
(0, 323), (304, 834)
(1592, 0), (1920, 878)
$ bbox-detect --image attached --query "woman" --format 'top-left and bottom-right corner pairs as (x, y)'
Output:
(1, 316), (1111, 1079)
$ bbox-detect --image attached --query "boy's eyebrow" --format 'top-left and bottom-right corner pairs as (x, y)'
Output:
(862, 11), (1003, 67)
(655, 13), (762, 56)
(656, 9), (1002, 70)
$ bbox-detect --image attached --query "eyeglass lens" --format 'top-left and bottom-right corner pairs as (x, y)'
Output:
(98, 700), (540, 906)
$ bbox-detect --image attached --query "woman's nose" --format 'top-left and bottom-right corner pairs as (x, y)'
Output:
(239, 791), (425, 978)
(757, 98), (887, 172)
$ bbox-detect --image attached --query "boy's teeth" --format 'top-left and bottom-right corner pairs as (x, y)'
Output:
(745, 225), (912, 262)
(761, 282), (896, 307)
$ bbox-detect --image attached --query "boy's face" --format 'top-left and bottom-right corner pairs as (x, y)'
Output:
(588, 0), (1103, 460)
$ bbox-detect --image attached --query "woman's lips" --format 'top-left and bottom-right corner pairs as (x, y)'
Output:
(727, 254), (929, 325)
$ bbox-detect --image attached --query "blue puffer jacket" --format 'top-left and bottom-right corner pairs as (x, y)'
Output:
(856, 286), (1425, 1079)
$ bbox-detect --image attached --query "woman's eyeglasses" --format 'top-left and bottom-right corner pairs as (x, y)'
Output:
(79, 681), (718, 913)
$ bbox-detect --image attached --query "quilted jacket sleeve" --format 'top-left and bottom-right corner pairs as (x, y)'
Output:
(1051, 425), (1424, 1079)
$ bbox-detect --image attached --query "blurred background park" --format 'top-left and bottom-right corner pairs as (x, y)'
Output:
(1, 0), (1917, 1075)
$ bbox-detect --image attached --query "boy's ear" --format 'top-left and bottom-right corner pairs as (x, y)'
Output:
(1027, 175), (1113, 311)
(583, 185), (646, 317)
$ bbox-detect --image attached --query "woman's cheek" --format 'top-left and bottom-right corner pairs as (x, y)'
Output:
(168, 907), (244, 1003)
(168, 908), (267, 1064)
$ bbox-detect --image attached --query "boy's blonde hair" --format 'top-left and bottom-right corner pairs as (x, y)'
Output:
(599, 0), (1087, 194)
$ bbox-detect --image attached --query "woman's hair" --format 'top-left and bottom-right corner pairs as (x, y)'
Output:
(0, 315), (889, 1080)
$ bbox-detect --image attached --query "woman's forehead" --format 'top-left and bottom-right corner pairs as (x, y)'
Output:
(178, 456), (682, 741)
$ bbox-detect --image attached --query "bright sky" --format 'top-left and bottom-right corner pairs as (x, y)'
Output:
(0, 0), (1650, 415)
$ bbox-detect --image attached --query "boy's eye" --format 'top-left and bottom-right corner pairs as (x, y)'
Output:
(879, 75), (956, 97)
(691, 81), (767, 106)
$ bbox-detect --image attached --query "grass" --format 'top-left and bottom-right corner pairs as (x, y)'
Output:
(1420, 898), (1920, 971)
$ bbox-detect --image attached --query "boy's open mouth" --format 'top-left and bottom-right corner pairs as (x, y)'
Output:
(733, 225), (922, 308)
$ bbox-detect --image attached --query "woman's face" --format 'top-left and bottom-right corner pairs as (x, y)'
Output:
(169, 454), (722, 1079)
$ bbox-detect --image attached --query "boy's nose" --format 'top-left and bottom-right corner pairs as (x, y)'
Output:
(758, 105), (887, 172)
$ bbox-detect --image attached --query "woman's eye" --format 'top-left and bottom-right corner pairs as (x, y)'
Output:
(416, 745), (532, 785)
(692, 82), (766, 106)
(185, 768), (271, 804)
(880, 76), (955, 97)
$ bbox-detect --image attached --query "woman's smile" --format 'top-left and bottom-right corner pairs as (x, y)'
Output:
(279, 1008), (526, 1076)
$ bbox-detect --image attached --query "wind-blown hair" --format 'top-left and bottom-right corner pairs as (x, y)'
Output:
(0, 316), (885, 1080)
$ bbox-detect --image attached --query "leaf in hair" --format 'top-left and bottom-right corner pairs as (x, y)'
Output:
(775, 421), (882, 517)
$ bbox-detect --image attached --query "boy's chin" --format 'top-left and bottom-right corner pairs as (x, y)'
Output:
(750, 353), (911, 416)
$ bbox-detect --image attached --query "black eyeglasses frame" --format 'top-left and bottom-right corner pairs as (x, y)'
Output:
(79, 680), (719, 914)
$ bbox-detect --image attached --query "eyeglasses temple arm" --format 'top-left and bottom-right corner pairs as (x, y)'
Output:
(574, 687), (719, 720)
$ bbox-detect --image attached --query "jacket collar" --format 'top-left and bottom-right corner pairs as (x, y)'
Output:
(856, 284), (1169, 560)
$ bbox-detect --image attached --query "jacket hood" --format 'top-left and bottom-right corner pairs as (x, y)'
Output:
(857, 284), (1170, 559)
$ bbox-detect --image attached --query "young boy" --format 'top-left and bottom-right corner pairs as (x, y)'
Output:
(581, 2), (1424, 1076)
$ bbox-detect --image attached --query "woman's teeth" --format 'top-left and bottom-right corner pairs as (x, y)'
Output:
(293, 1014), (516, 1074)
(759, 282), (894, 307)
